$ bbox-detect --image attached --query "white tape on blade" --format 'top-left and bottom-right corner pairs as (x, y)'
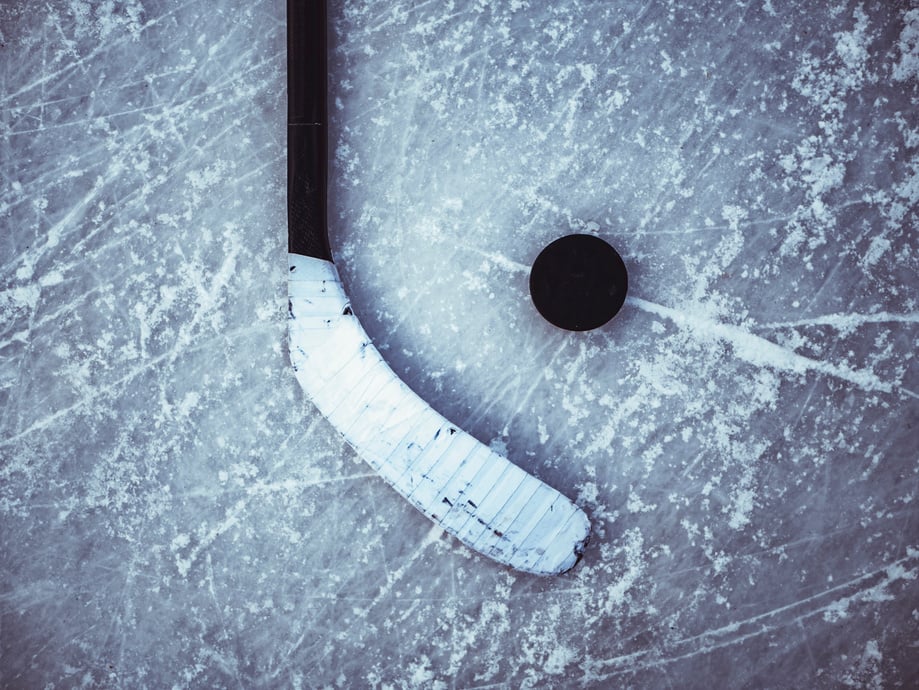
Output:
(287, 253), (590, 575)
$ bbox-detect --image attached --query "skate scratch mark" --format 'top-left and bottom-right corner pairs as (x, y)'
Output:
(172, 472), (377, 501)
(297, 526), (446, 674)
(171, 423), (349, 579)
(594, 547), (919, 677)
(0, 325), (264, 450)
(0, 1), (199, 107)
(628, 297), (897, 394)
(760, 311), (919, 331)
(360, 524), (445, 617)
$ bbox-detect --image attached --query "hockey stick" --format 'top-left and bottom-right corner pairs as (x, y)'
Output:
(286, 0), (590, 575)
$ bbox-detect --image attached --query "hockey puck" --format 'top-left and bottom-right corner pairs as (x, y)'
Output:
(529, 234), (628, 331)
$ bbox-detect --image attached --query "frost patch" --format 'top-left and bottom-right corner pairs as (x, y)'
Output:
(406, 656), (444, 690)
(627, 487), (657, 514)
(895, 166), (919, 206)
(893, 9), (919, 82)
(721, 204), (749, 232)
(834, 16), (869, 71)
(0, 285), (41, 315)
(823, 598), (850, 622)
(838, 639), (886, 689)
(543, 644), (576, 675)
(775, 5), (872, 251)
(799, 153), (845, 197)
(68, 0), (146, 41)
(862, 233), (891, 268)
(727, 488), (756, 530)
(576, 62), (597, 86)
(39, 270), (65, 287)
(600, 529), (645, 612)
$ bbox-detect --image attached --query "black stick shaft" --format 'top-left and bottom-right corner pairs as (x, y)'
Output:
(287, 0), (332, 260)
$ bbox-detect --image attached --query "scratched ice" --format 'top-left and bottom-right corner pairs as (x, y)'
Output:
(1, 1), (917, 688)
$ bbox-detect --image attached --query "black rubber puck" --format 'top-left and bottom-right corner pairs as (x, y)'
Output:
(529, 234), (628, 331)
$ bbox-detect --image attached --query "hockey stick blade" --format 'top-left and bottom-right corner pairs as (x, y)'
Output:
(287, 254), (590, 575)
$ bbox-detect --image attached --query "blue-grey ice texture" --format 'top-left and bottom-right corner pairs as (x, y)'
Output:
(2, 1), (918, 688)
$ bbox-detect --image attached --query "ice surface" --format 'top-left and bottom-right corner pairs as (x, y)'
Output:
(1, 0), (918, 687)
